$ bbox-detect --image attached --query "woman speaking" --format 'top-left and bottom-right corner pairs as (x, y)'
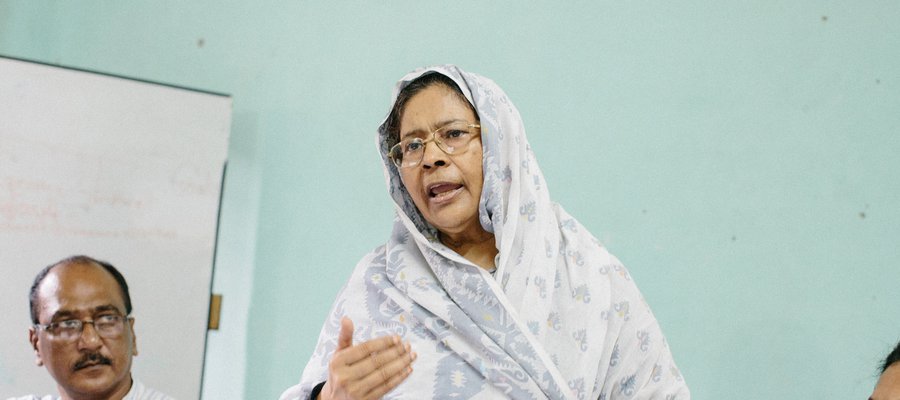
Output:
(280, 65), (690, 400)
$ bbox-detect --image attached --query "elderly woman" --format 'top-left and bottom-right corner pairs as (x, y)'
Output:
(280, 66), (689, 400)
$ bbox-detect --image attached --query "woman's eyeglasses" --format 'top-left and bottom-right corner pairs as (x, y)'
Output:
(388, 121), (481, 169)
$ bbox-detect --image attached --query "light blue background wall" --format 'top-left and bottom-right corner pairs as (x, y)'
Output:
(3, 2), (899, 399)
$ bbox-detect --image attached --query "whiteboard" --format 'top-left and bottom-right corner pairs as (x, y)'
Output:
(0, 57), (230, 399)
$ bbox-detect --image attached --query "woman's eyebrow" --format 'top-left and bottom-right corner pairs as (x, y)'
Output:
(401, 119), (467, 139)
(400, 128), (427, 140)
(435, 118), (464, 127)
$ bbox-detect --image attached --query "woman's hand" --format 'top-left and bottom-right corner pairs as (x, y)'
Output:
(318, 317), (417, 400)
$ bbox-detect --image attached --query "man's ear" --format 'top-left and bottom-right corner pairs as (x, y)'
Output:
(28, 327), (43, 367)
(128, 318), (138, 357)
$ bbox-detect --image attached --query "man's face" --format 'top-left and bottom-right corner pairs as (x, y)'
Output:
(871, 363), (900, 400)
(28, 262), (137, 399)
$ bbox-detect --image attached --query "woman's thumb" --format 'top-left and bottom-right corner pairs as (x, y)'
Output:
(337, 316), (354, 350)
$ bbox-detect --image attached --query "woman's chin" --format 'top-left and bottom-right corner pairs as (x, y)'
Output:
(427, 210), (481, 238)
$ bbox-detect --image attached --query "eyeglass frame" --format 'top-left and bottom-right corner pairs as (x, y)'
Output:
(33, 313), (133, 341)
(388, 121), (482, 169)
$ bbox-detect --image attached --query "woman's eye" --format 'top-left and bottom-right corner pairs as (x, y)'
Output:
(405, 141), (423, 152)
(444, 130), (466, 139)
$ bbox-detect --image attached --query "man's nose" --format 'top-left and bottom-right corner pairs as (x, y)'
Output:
(77, 322), (103, 350)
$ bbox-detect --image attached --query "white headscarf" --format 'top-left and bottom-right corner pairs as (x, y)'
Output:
(281, 65), (689, 400)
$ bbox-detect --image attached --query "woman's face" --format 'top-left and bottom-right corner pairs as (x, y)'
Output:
(398, 84), (484, 239)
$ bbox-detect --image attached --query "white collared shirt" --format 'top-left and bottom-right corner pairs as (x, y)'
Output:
(6, 378), (174, 400)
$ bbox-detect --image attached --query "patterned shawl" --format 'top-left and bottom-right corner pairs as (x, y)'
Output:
(280, 65), (689, 400)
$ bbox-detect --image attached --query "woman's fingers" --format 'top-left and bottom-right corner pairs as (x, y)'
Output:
(362, 350), (417, 400)
(324, 328), (416, 400)
(343, 339), (409, 381)
(335, 334), (402, 366)
(356, 343), (416, 399)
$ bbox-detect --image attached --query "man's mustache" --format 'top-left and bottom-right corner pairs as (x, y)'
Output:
(73, 353), (112, 371)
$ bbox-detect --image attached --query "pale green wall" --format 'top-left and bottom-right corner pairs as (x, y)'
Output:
(3, 2), (899, 399)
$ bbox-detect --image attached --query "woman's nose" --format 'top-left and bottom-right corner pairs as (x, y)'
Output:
(420, 141), (447, 168)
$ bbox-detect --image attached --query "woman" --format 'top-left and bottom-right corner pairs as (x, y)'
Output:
(280, 65), (689, 399)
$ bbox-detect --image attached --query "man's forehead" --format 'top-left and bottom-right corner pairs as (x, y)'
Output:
(37, 262), (126, 316)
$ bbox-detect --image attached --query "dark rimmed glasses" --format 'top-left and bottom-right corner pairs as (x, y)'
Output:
(34, 314), (131, 342)
(388, 121), (481, 169)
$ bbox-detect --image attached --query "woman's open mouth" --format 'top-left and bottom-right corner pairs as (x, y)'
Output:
(428, 183), (464, 203)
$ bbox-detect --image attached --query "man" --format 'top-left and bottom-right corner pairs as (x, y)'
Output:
(8, 255), (172, 400)
(871, 340), (900, 400)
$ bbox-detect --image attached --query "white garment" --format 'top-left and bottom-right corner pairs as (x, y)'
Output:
(7, 378), (174, 400)
(281, 65), (690, 399)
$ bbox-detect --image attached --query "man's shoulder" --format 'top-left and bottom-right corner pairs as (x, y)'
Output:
(127, 379), (176, 400)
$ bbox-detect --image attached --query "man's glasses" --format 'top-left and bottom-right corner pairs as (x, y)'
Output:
(35, 314), (131, 342)
(388, 121), (481, 169)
